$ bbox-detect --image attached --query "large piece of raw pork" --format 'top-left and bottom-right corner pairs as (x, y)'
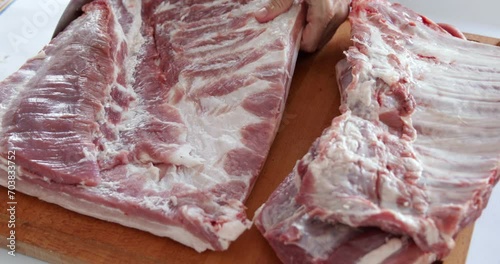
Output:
(0, 0), (304, 251)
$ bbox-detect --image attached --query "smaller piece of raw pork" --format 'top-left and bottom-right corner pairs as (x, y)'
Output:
(255, 0), (500, 262)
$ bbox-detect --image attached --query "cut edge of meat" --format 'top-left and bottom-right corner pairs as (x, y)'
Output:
(254, 167), (438, 264)
(0, 168), (247, 252)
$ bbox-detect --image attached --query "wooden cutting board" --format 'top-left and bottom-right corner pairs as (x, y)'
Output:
(0, 22), (498, 264)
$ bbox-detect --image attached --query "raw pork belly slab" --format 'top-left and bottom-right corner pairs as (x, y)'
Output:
(255, 0), (500, 262)
(0, 0), (304, 252)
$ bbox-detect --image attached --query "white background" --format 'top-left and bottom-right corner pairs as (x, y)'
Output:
(0, 0), (499, 263)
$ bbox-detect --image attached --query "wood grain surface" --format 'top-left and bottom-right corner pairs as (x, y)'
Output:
(0, 22), (497, 264)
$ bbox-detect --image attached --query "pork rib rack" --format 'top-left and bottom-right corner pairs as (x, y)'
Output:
(255, 0), (500, 262)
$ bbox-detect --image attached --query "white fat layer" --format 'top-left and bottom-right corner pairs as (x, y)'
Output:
(155, 1), (175, 13)
(216, 219), (250, 241)
(356, 238), (403, 264)
(0, 172), (215, 253)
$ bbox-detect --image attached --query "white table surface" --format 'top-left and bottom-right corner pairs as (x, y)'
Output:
(0, 0), (499, 263)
